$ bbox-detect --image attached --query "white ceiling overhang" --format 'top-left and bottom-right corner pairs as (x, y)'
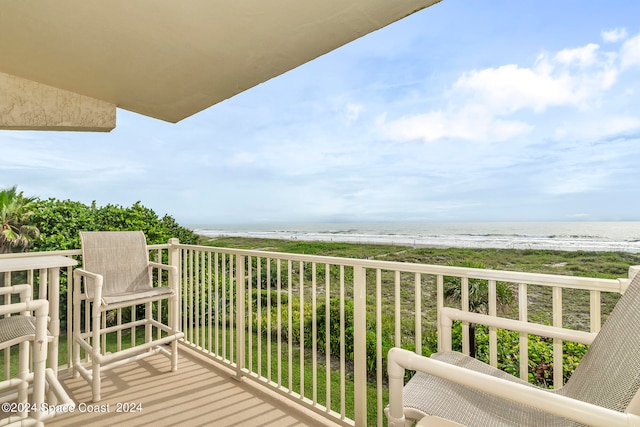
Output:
(0, 1), (442, 131)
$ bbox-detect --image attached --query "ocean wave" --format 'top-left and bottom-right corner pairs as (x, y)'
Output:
(195, 224), (640, 253)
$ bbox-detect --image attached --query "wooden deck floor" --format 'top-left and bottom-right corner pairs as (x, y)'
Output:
(47, 346), (344, 427)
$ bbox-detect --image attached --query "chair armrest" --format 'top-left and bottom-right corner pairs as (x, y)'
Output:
(0, 298), (48, 318)
(73, 268), (102, 281)
(148, 261), (177, 274)
(440, 307), (596, 347)
(0, 284), (32, 302)
(387, 347), (639, 427)
(0, 285), (33, 316)
(148, 262), (178, 291)
(73, 268), (104, 305)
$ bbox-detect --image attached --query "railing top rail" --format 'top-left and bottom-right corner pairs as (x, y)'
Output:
(0, 244), (623, 292)
(173, 243), (623, 293)
(0, 244), (167, 261)
(148, 243), (169, 250)
(0, 249), (82, 259)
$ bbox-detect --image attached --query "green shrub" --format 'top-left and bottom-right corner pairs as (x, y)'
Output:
(26, 197), (198, 330)
(450, 322), (588, 388)
(304, 298), (395, 379)
(29, 198), (198, 252)
(444, 261), (514, 315)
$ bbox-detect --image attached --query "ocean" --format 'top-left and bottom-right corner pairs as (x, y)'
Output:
(192, 222), (640, 253)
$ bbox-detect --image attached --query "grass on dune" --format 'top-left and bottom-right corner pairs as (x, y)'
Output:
(202, 236), (640, 280)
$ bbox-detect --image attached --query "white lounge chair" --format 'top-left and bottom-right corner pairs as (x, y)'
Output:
(387, 272), (640, 426)
(73, 231), (184, 402)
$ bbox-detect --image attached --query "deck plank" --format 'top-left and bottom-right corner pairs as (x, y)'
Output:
(47, 347), (340, 427)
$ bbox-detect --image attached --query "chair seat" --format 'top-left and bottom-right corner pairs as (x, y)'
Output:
(403, 351), (573, 427)
(0, 316), (37, 347)
(0, 316), (53, 348)
(100, 286), (173, 307)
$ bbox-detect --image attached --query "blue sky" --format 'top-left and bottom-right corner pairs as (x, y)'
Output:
(3, 0), (640, 226)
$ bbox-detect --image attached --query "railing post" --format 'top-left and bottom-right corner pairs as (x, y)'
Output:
(353, 265), (367, 426)
(552, 286), (563, 387)
(235, 254), (246, 380)
(168, 238), (180, 334)
(436, 274), (444, 352)
(625, 266), (640, 293)
(168, 238), (180, 275)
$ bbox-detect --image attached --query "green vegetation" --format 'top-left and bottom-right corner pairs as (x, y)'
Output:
(202, 236), (640, 279)
(0, 186), (40, 254)
(31, 196), (200, 326)
(29, 198), (199, 251)
(444, 260), (514, 357)
(1, 185), (200, 252)
(203, 236), (408, 259)
(443, 261), (515, 315)
(449, 323), (588, 388)
(202, 236), (637, 334)
(1, 188), (201, 332)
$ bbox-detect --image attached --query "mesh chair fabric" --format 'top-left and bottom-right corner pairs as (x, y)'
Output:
(80, 231), (152, 299)
(559, 272), (640, 411)
(100, 286), (173, 306)
(403, 352), (575, 426)
(0, 316), (36, 347)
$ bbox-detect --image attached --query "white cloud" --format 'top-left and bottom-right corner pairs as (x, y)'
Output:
(545, 171), (607, 195)
(620, 34), (640, 69)
(601, 116), (640, 135)
(555, 43), (600, 67)
(567, 213), (591, 219)
(0, 140), (143, 176)
(380, 34), (637, 145)
(602, 28), (628, 43)
(455, 47), (619, 111)
(380, 105), (533, 143)
(554, 115), (640, 141)
(228, 151), (256, 168)
(345, 103), (364, 124)
(454, 63), (576, 113)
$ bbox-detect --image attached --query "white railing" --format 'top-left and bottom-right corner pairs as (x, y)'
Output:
(0, 241), (631, 426)
(172, 242), (628, 427)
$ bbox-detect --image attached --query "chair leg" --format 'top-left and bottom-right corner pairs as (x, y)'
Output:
(145, 302), (152, 348)
(17, 341), (29, 419)
(72, 277), (81, 378)
(91, 307), (102, 402)
(31, 345), (47, 424)
(171, 340), (178, 372)
(92, 362), (101, 402)
(32, 307), (49, 425)
(72, 342), (81, 378)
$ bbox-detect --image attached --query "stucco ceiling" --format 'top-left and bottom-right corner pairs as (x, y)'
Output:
(0, 1), (441, 123)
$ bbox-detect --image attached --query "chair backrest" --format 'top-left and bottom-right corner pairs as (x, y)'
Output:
(561, 271), (640, 413)
(80, 231), (152, 298)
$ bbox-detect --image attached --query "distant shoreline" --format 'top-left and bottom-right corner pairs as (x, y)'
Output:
(199, 232), (459, 250)
(196, 226), (640, 253)
(200, 235), (640, 281)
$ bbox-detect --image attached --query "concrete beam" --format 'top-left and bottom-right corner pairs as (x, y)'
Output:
(0, 72), (115, 132)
